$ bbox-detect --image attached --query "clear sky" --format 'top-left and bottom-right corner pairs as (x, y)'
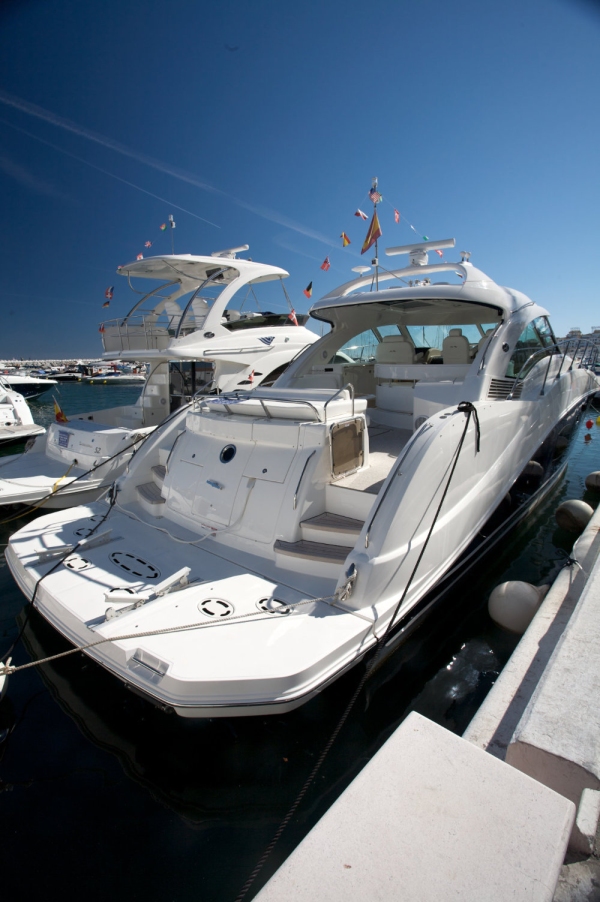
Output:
(1, 0), (599, 358)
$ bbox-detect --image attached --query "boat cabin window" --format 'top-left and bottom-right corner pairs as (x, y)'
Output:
(169, 361), (214, 410)
(506, 316), (557, 378)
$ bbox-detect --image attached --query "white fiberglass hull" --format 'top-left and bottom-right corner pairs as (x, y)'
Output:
(0, 423), (45, 446)
(6, 379), (597, 717)
(5, 504), (374, 716)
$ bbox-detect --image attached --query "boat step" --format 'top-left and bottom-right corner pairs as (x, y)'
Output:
(274, 539), (349, 565)
(151, 464), (166, 486)
(300, 512), (364, 547)
(135, 482), (165, 505)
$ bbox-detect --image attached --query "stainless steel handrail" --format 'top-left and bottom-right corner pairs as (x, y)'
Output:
(293, 450), (316, 509)
(507, 337), (598, 400)
(323, 383), (354, 423)
(195, 390), (323, 421)
(175, 269), (227, 339)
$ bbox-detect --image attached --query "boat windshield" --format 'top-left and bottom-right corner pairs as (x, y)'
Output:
(335, 321), (498, 363)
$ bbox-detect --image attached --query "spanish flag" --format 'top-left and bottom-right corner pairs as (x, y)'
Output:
(340, 232), (351, 247)
(361, 211), (382, 255)
(303, 282), (313, 299)
(53, 397), (69, 424)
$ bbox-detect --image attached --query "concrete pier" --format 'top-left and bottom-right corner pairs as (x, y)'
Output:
(254, 712), (574, 902)
(253, 505), (600, 901)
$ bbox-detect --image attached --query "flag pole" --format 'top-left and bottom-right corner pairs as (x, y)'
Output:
(372, 176), (379, 290)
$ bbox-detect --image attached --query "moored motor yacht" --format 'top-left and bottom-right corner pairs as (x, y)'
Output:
(0, 376), (45, 446)
(0, 372), (58, 400)
(0, 247), (316, 509)
(6, 238), (599, 717)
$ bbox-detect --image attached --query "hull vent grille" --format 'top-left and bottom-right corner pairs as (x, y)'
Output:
(488, 378), (523, 400)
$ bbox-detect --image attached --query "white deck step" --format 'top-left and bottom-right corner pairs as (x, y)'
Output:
(135, 481), (165, 516)
(274, 539), (349, 565)
(300, 512), (364, 547)
(151, 464), (166, 486)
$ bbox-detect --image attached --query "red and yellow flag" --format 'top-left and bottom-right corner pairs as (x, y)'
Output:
(340, 232), (351, 247)
(53, 398), (69, 423)
(361, 211), (382, 255)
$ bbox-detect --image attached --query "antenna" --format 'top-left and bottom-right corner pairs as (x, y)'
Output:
(385, 238), (456, 266)
(351, 266), (371, 275)
(169, 214), (175, 254)
(211, 245), (250, 259)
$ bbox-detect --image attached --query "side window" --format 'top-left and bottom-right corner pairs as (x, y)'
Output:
(534, 316), (556, 349)
(506, 319), (551, 378)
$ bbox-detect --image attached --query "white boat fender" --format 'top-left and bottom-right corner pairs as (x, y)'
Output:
(555, 499), (594, 533)
(0, 657), (12, 702)
(488, 582), (550, 634)
(585, 471), (600, 491)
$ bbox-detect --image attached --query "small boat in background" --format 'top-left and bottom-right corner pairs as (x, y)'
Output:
(0, 376), (45, 446)
(0, 373), (57, 400)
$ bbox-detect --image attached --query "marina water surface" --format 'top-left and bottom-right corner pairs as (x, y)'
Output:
(0, 384), (598, 900)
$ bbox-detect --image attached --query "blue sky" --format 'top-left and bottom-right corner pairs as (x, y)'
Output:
(1, 0), (599, 358)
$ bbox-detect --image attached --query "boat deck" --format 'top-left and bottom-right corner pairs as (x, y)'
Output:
(335, 425), (412, 494)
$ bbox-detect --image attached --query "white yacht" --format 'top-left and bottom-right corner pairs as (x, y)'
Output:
(0, 373), (57, 400)
(0, 376), (45, 446)
(0, 247), (316, 509)
(6, 239), (599, 717)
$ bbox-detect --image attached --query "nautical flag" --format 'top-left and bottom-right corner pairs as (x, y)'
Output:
(423, 234), (429, 241)
(369, 188), (382, 204)
(136, 253), (143, 260)
(144, 241), (152, 248)
(288, 310), (299, 326)
(435, 249), (443, 258)
(341, 232), (351, 247)
(394, 209), (400, 224)
(99, 324), (105, 333)
(361, 211), (382, 255)
(355, 209), (368, 221)
(53, 398), (68, 423)
(320, 256), (331, 271)
(248, 370), (254, 383)
(160, 223), (167, 231)
(303, 282), (313, 299)
(102, 301), (110, 308)
(105, 286), (114, 300)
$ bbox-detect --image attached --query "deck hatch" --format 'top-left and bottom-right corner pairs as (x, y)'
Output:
(109, 551), (161, 580)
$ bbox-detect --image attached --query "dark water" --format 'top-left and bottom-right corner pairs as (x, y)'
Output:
(0, 394), (599, 900)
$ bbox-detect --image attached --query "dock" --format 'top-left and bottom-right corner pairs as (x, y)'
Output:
(253, 503), (600, 901)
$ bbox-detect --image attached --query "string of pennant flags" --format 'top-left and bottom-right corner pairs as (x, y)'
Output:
(103, 184), (443, 308)
(102, 216), (176, 307)
(302, 182), (443, 299)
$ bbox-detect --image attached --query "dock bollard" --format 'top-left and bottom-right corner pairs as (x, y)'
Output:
(488, 582), (550, 634)
(555, 499), (594, 532)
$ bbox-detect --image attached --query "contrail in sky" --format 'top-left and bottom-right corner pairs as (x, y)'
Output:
(0, 118), (221, 228)
(0, 89), (338, 248)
